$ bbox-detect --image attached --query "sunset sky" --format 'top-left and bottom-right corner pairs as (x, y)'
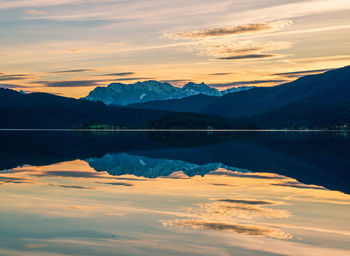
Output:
(1, 0), (350, 98)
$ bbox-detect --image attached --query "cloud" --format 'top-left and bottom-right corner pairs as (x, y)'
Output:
(100, 72), (136, 76)
(273, 68), (332, 78)
(35, 80), (101, 87)
(25, 9), (47, 15)
(33, 77), (154, 87)
(160, 79), (191, 83)
(192, 40), (292, 61)
(0, 83), (28, 89)
(33, 171), (101, 178)
(209, 79), (286, 87)
(217, 54), (276, 60)
(0, 74), (31, 81)
(50, 184), (94, 189)
(50, 69), (94, 74)
(0, 0), (82, 9)
(209, 73), (232, 76)
(162, 219), (291, 239)
(164, 19), (293, 62)
(169, 20), (292, 39)
(112, 77), (153, 81)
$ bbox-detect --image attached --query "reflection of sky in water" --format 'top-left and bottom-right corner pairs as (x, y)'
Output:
(0, 160), (350, 256)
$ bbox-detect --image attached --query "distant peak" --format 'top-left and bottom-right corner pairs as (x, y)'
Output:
(183, 82), (208, 88)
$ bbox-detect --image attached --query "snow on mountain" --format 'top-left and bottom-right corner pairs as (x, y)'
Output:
(182, 82), (222, 97)
(221, 86), (254, 95)
(84, 80), (254, 106)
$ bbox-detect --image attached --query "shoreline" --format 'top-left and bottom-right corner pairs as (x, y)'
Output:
(0, 129), (349, 132)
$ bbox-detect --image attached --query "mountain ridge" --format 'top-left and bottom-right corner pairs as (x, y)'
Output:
(129, 66), (350, 128)
(84, 80), (253, 106)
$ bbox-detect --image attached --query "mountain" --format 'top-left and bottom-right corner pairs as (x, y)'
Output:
(0, 87), (247, 129)
(128, 94), (218, 112)
(130, 66), (350, 128)
(203, 67), (350, 117)
(182, 82), (221, 96)
(84, 80), (253, 106)
(0, 88), (167, 128)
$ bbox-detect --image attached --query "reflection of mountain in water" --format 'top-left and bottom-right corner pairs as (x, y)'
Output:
(0, 131), (349, 194)
(87, 153), (250, 178)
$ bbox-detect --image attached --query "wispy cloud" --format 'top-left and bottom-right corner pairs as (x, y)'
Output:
(217, 54), (276, 60)
(0, 74), (32, 81)
(169, 20), (292, 39)
(25, 9), (47, 15)
(160, 79), (191, 83)
(273, 68), (332, 78)
(112, 77), (153, 81)
(209, 73), (232, 76)
(50, 69), (94, 74)
(209, 79), (286, 87)
(164, 20), (292, 61)
(32, 77), (154, 87)
(178, 38), (292, 61)
(0, 83), (28, 89)
(34, 80), (101, 87)
(100, 72), (136, 76)
(0, 0), (83, 9)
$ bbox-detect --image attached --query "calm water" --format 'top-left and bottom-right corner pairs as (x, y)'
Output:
(0, 131), (349, 256)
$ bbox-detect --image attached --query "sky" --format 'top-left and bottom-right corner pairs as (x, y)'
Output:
(0, 0), (350, 98)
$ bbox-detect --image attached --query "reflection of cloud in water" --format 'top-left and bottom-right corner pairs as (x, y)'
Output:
(25, 243), (46, 249)
(217, 199), (275, 205)
(114, 177), (148, 181)
(194, 200), (290, 219)
(209, 169), (287, 180)
(272, 181), (327, 190)
(162, 196), (291, 239)
(210, 183), (236, 187)
(96, 181), (134, 187)
(0, 176), (31, 184)
(162, 219), (292, 239)
(49, 184), (95, 190)
(34, 171), (100, 178)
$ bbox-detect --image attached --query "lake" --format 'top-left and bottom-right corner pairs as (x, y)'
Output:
(0, 131), (349, 256)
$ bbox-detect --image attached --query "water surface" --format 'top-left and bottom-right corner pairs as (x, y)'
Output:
(0, 131), (349, 256)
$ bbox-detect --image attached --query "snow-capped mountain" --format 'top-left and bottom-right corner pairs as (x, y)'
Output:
(221, 86), (253, 95)
(182, 82), (222, 96)
(84, 80), (253, 106)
